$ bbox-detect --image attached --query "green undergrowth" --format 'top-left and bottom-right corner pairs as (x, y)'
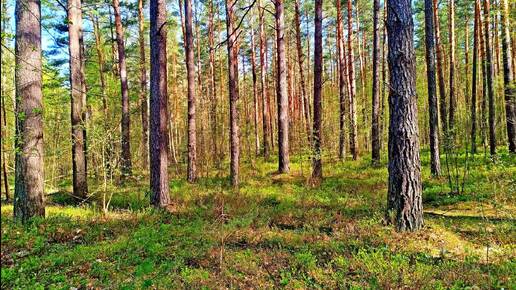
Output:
(1, 149), (515, 289)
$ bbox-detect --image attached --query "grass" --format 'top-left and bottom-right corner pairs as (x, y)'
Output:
(1, 149), (515, 289)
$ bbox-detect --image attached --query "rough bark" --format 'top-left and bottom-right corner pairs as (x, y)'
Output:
(185, 0), (197, 182)
(386, 0), (424, 232)
(275, 0), (289, 173)
(483, 0), (497, 155)
(149, 0), (171, 207)
(113, 0), (132, 177)
(500, 0), (515, 152)
(226, 0), (240, 188)
(347, 0), (358, 160)
(311, 0), (323, 184)
(138, 0), (149, 168)
(424, 0), (442, 176)
(14, 0), (45, 221)
(372, 0), (381, 164)
(68, 0), (88, 199)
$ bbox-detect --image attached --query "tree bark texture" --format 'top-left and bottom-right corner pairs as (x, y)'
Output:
(14, 0), (45, 221)
(386, 0), (424, 232)
(275, 0), (289, 173)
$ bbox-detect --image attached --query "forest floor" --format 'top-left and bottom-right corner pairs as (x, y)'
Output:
(1, 149), (515, 289)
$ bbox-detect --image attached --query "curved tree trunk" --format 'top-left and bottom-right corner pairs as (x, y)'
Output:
(149, 0), (171, 207)
(14, 0), (45, 221)
(386, 0), (424, 232)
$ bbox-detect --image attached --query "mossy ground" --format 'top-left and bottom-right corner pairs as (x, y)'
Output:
(1, 150), (515, 289)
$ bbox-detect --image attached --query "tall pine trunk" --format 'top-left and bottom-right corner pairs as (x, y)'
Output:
(68, 0), (88, 198)
(149, 0), (171, 207)
(371, 0), (381, 164)
(424, 0), (442, 176)
(185, 0), (197, 182)
(311, 0), (323, 184)
(259, 1), (270, 159)
(433, 0), (448, 134)
(294, 0), (311, 144)
(500, 0), (515, 152)
(448, 0), (456, 129)
(347, 0), (358, 160)
(471, 0), (481, 154)
(483, 0), (497, 155)
(336, 0), (346, 160)
(251, 28), (260, 156)
(113, 0), (132, 176)
(386, 0), (424, 232)
(226, 0), (240, 188)
(275, 0), (289, 173)
(138, 0), (149, 168)
(14, 0), (45, 221)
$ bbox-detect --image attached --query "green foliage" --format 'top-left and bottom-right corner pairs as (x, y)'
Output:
(2, 151), (515, 289)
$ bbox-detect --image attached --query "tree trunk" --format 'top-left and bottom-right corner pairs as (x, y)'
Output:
(208, 0), (219, 166)
(226, 0), (240, 188)
(424, 0), (442, 176)
(185, 0), (197, 182)
(294, 0), (311, 144)
(1, 86), (9, 200)
(471, 0), (481, 154)
(138, 0), (149, 168)
(275, 0), (290, 173)
(386, 0), (424, 232)
(347, 0), (358, 160)
(483, 0), (497, 155)
(479, 8), (489, 154)
(149, 0), (171, 207)
(68, 0), (88, 199)
(500, 0), (515, 152)
(433, 0), (448, 134)
(113, 0), (132, 176)
(14, 0), (45, 221)
(448, 0), (456, 130)
(311, 0), (323, 184)
(336, 0), (346, 160)
(371, 0), (381, 165)
(251, 28), (260, 156)
(91, 13), (113, 176)
(259, 1), (270, 160)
